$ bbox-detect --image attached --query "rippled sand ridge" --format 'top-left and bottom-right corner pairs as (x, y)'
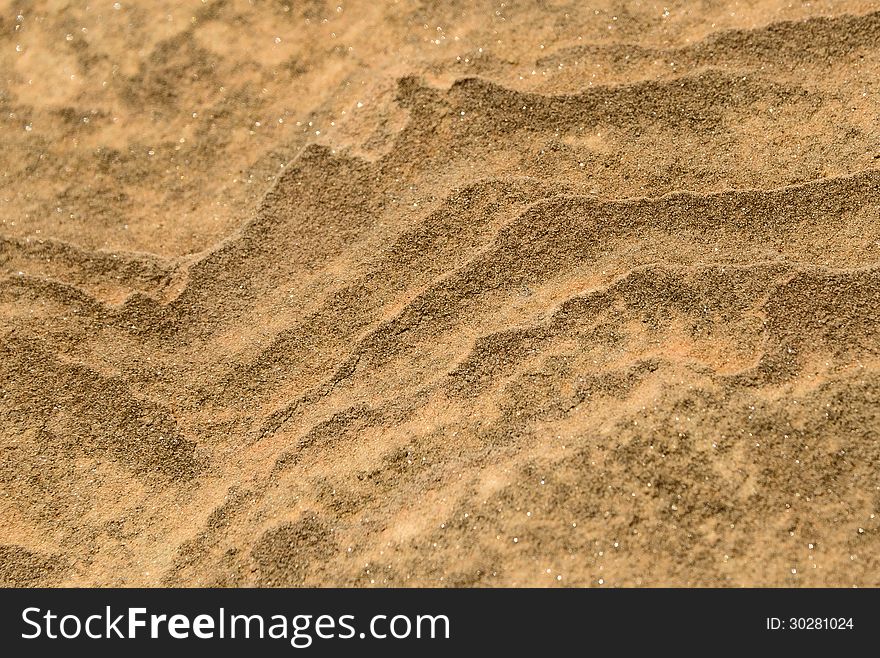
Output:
(1, 1), (879, 586)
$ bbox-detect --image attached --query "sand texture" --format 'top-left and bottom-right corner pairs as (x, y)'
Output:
(2, 1), (879, 587)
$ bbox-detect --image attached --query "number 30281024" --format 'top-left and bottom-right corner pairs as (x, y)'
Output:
(766, 617), (854, 630)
